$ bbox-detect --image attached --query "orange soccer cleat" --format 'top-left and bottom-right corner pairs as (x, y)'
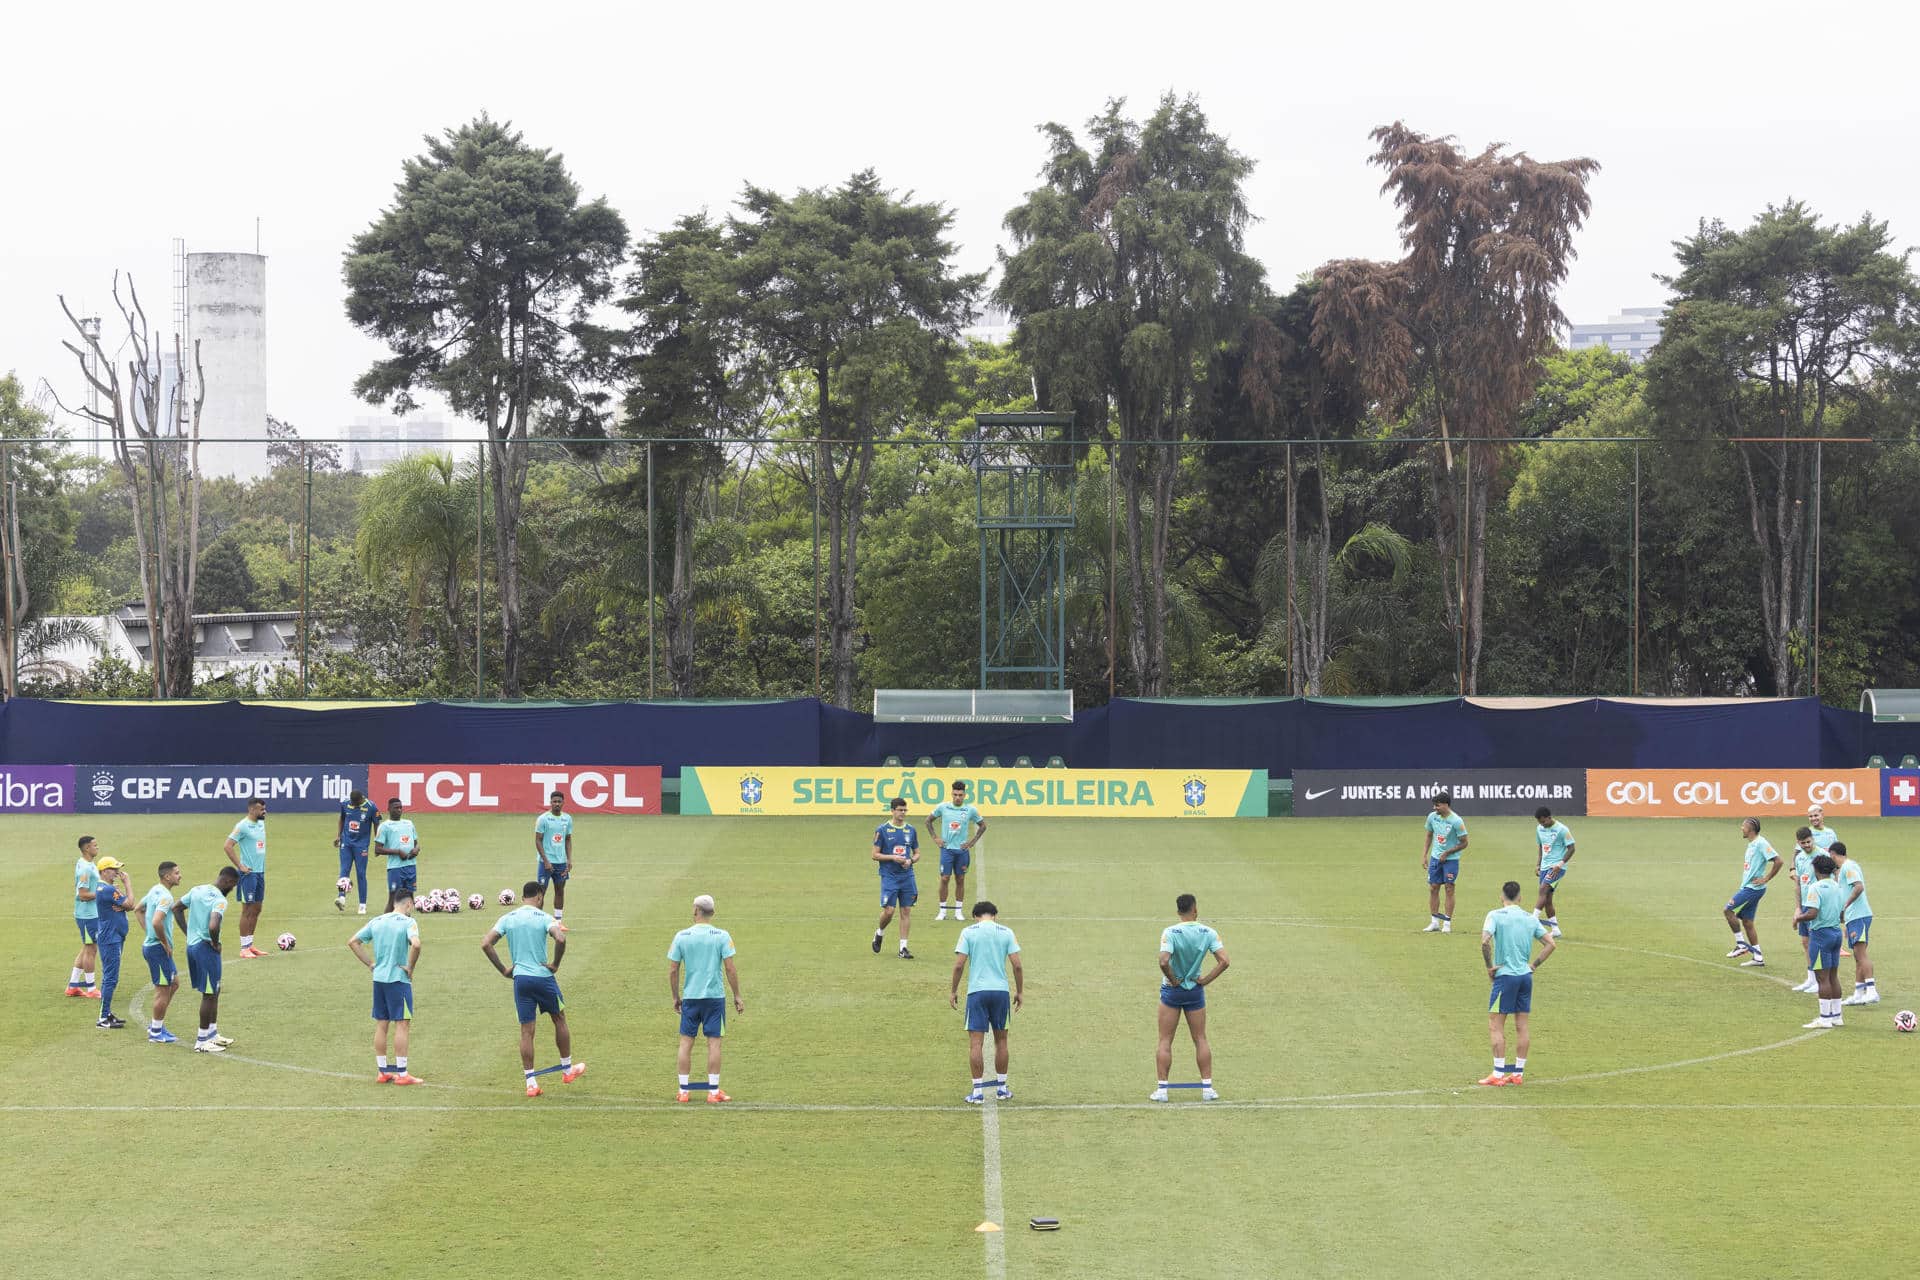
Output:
(376, 1072), (395, 1084)
(1476, 1072), (1510, 1087)
(706, 1088), (732, 1104)
(525, 1081), (543, 1098)
(561, 1063), (586, 1084)
(83, 988), (103, 1000)
(390, 1073), (424, 1086)
(675, 1089), (692, 1103)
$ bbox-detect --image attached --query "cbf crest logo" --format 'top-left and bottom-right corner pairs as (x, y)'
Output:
(738, 772), (765, 808)
(90, 770), (117, 808)
(1182, 776), (1208, 809)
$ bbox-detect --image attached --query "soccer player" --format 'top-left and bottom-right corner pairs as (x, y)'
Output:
(1723, 817), (1780, 966)
(667, 894), (744, 1104)
(1532, 806), (1575, 938)
(1151, 893), (1230, 1102)
(349, 888), (424, 1085)
(1831, 841), (1878, 1006)
(91, 857), (136, 1029)
(1788, 827), (1820, 993)
(950, 900), (1022, 1104)
(1421, 791), (1468, 933)
(533, 790), (573, 921)
(375, 798), (421, 913)
(67, 834), (103, 998)
(1793, 854), (1845, 1028)
(223, 797), (269, 958)
(140, 862), (185, 1044)
(1478, 879), (1556, 1086)
(336, 789), (381, 915)
(171, 866), (240, 1053)
(481, 880), (585, 1097)
(1806, 804), (1838, 852)
(872, 795), (919, 958)
(929, 780), (986, 922)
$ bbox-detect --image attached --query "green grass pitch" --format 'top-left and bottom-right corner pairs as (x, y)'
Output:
(3, 814), (1913, 1278)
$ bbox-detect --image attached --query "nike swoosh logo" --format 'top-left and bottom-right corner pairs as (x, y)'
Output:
(1303, 788), (1335, 800)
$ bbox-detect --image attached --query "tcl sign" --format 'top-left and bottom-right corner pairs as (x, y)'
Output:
(1587, 770), (1878, 818)
(368, 764), (662, 814)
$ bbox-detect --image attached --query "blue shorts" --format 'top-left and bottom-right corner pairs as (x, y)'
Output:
(1539, 865), (1567, 888)
(679, 996), (726, 1038)
(538, 860), (570, 886)
(1725, 886), (1766, 920)
(338, 846), (369, 872)
(1845, 917), (1871, 947)
(1489, 972), (1534, 1015)
(387, 861), (418, 893)
(187, 941), (222, 996)
(1798, 919), (1811, 939)
(75, 917), (98, 945)
(1808, 926), (1843, 972)
(1427, 857), (1460, 887)
(1159, 983), (1205, 1011)
(237, 871), (266, 904)
(880, 874), (918, 908)
(940, 847), (971, 876)
(143, 942), (178, 986)
(965, 990), (1011, 1032)
(512, 972), (564, 1024)
(372, 980), (414, 1022)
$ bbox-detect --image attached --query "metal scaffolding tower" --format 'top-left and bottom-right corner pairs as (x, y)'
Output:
(974, 412), (1076, 689)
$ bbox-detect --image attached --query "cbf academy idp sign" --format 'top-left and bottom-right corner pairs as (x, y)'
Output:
(679, 766), (1267, 817)
(75, 765), (368, 813)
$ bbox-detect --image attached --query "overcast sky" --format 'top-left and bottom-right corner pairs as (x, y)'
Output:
(7, 0), (1917, 441)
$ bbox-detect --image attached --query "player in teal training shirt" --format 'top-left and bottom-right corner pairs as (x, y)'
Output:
(140, 861), (185, 1043)
(350, 889), (424, 1084)
(482, 880), (584, 1096)
(1722, 818), (1781, 966)
(1788, 826), (1823, 994)
(1479, 879), (1556, 1086)
(376, 799), (421, 912)
(1793, 855), (1847, 1028)
(172, 866), (240, 1052)
(67, 834), (103, 997)
(951, 901), (1023, 1104)
(532, 791), (574, 920)
(1152, 893), (1230, 1102)
(929, 780), (986, 921)
(223, 798), (269, 958)
(1421, 792), (1468, 933)
(1532, 806), (1576, 938)
(1828, 841), (1878, 1007)
(667, 894), (744, 1103)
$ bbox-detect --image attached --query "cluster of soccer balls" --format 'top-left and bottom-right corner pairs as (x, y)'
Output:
(416, 888), (467, 913)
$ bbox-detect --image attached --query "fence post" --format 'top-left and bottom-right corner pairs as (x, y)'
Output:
(301, 444), (312, 697)
(1631, 444), (1641, 696)
(646, 441), (656, 699)
(475, 441), (485, 698)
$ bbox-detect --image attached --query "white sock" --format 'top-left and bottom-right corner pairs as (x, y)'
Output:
(150, 1019), (162, 1031)
(1157, 1079), (1169, 1088)
(1805, 970), (1816, 986)
(396, 1057), (407, 1071)
(1547, 917), (1557, 926)
(997, 1075), (1007, 1088)
(1201, 1077), (1212, 1087)
(560, 1056), (571, 1069)
(899, 941), (909, 952)
(524, 1069), (536, 1084)
(1494, 1058), (1505, 1073)
(555, 910), (563, 920)
(679, 1074), (690, 1087)
(69, 967), (83, 983)
(240, 936), (253, 949)
(972, 1078), (985, 1088)
(707, 1073), (719, 1087)
(84, 971), (95, 983)
(377, 1056), (388, 1070)
(875, 928), (884, 938)
(1515, 1057), (1526, 1071)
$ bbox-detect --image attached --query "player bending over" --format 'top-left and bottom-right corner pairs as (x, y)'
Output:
(872, 795), (919, 958)
(1421, 792), (1468, 933)
(1532, 807), (1575, 938)
(533, 790), (574, 920)
(1793, 855), (1845, 1029)
(350, 888), (423, 1085)
(1723, 817), (1780, 967)
(1152, 893), (1229, 1102)
(951, 901), (1022, 1104)
(173, 866), (240, 1053)
(481, 881), (585, 1096)
(1479, 879), (1555, 1086)
(1829, 842), (1878, 1006)
(667, 894), (744, 1103)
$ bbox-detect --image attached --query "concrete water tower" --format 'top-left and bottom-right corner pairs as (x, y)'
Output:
(186, 251), (267, 479)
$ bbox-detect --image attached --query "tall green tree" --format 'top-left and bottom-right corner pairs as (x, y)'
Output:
(344, 116), (628, 693)
(355, 452), (479, 671)
(0, 374), (87, 695)
(1645, 202), (1920, 695)
(728, 171), (980, 706)
(998, 94), (1266, 695)
(1312, 123), (1598, 692)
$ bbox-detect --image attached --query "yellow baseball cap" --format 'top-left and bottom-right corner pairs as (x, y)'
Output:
(95, 856), (123, 872)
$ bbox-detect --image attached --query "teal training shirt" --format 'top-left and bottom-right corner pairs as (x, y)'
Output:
(1159, 921), (1222, 989)
(183, 884), (227, 947)
(376, 818), (419, 860)
(931, 802), (982, 850)
(1839, 859), (1872, 923)
(1805, 878), (1844, 931)
(668, 922), (736, 1000)
(1536, 821), (1574, 870)
(1809, 826), (1838, 852)
(74, 857), (101, 920)
(1426, 811), (1467, 860)
(1482, 904), (1547, 977)
(534, 812), (573, 865)
(354, 912), (420, 983)
(494, 906), (556, 977)
(1740, 837), (1778, 890)
(140, 884), (175, 948)
(957, 920), (1021, 994)
(229, 818), (267, 872)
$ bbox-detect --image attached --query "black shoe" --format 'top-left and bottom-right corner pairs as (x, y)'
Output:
(871, 933), (883, 954)
(898, 948), (915, 960)
(97, 1015), (126, 1029)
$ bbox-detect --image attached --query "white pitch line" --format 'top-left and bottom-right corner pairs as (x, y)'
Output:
(974, 851), (1008, 1280)
(11, 1099), (1920, 1116)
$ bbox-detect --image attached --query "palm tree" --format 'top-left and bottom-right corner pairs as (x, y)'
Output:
(354, 453), (479, 666)
(1256, 520), (1414, 695)
(14, 616), (104, 689)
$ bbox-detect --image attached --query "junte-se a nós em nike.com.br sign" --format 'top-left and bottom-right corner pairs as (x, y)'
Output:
(1290, 770), (1584, 817)
(1585, 770), (1878, 817)
(679, 766), (1268, 817)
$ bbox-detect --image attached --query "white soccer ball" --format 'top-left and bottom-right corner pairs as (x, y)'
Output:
(336, 876), (351, 893)
(417, 897), (437, 913)
(1896, 1010), (1917, 1033)
(446, 896), (461, 913)
(498, 889), (515, 905)
(276, 932), (296, 951)
(469, 893), (485, 910)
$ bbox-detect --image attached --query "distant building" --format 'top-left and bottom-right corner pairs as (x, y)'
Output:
(963, 305), (1016, 347)
(189, 251), (270, 480)
(342, 414), (459, 474)
(34, 604), (353, 685)
(1568, 307), (1665, 363)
